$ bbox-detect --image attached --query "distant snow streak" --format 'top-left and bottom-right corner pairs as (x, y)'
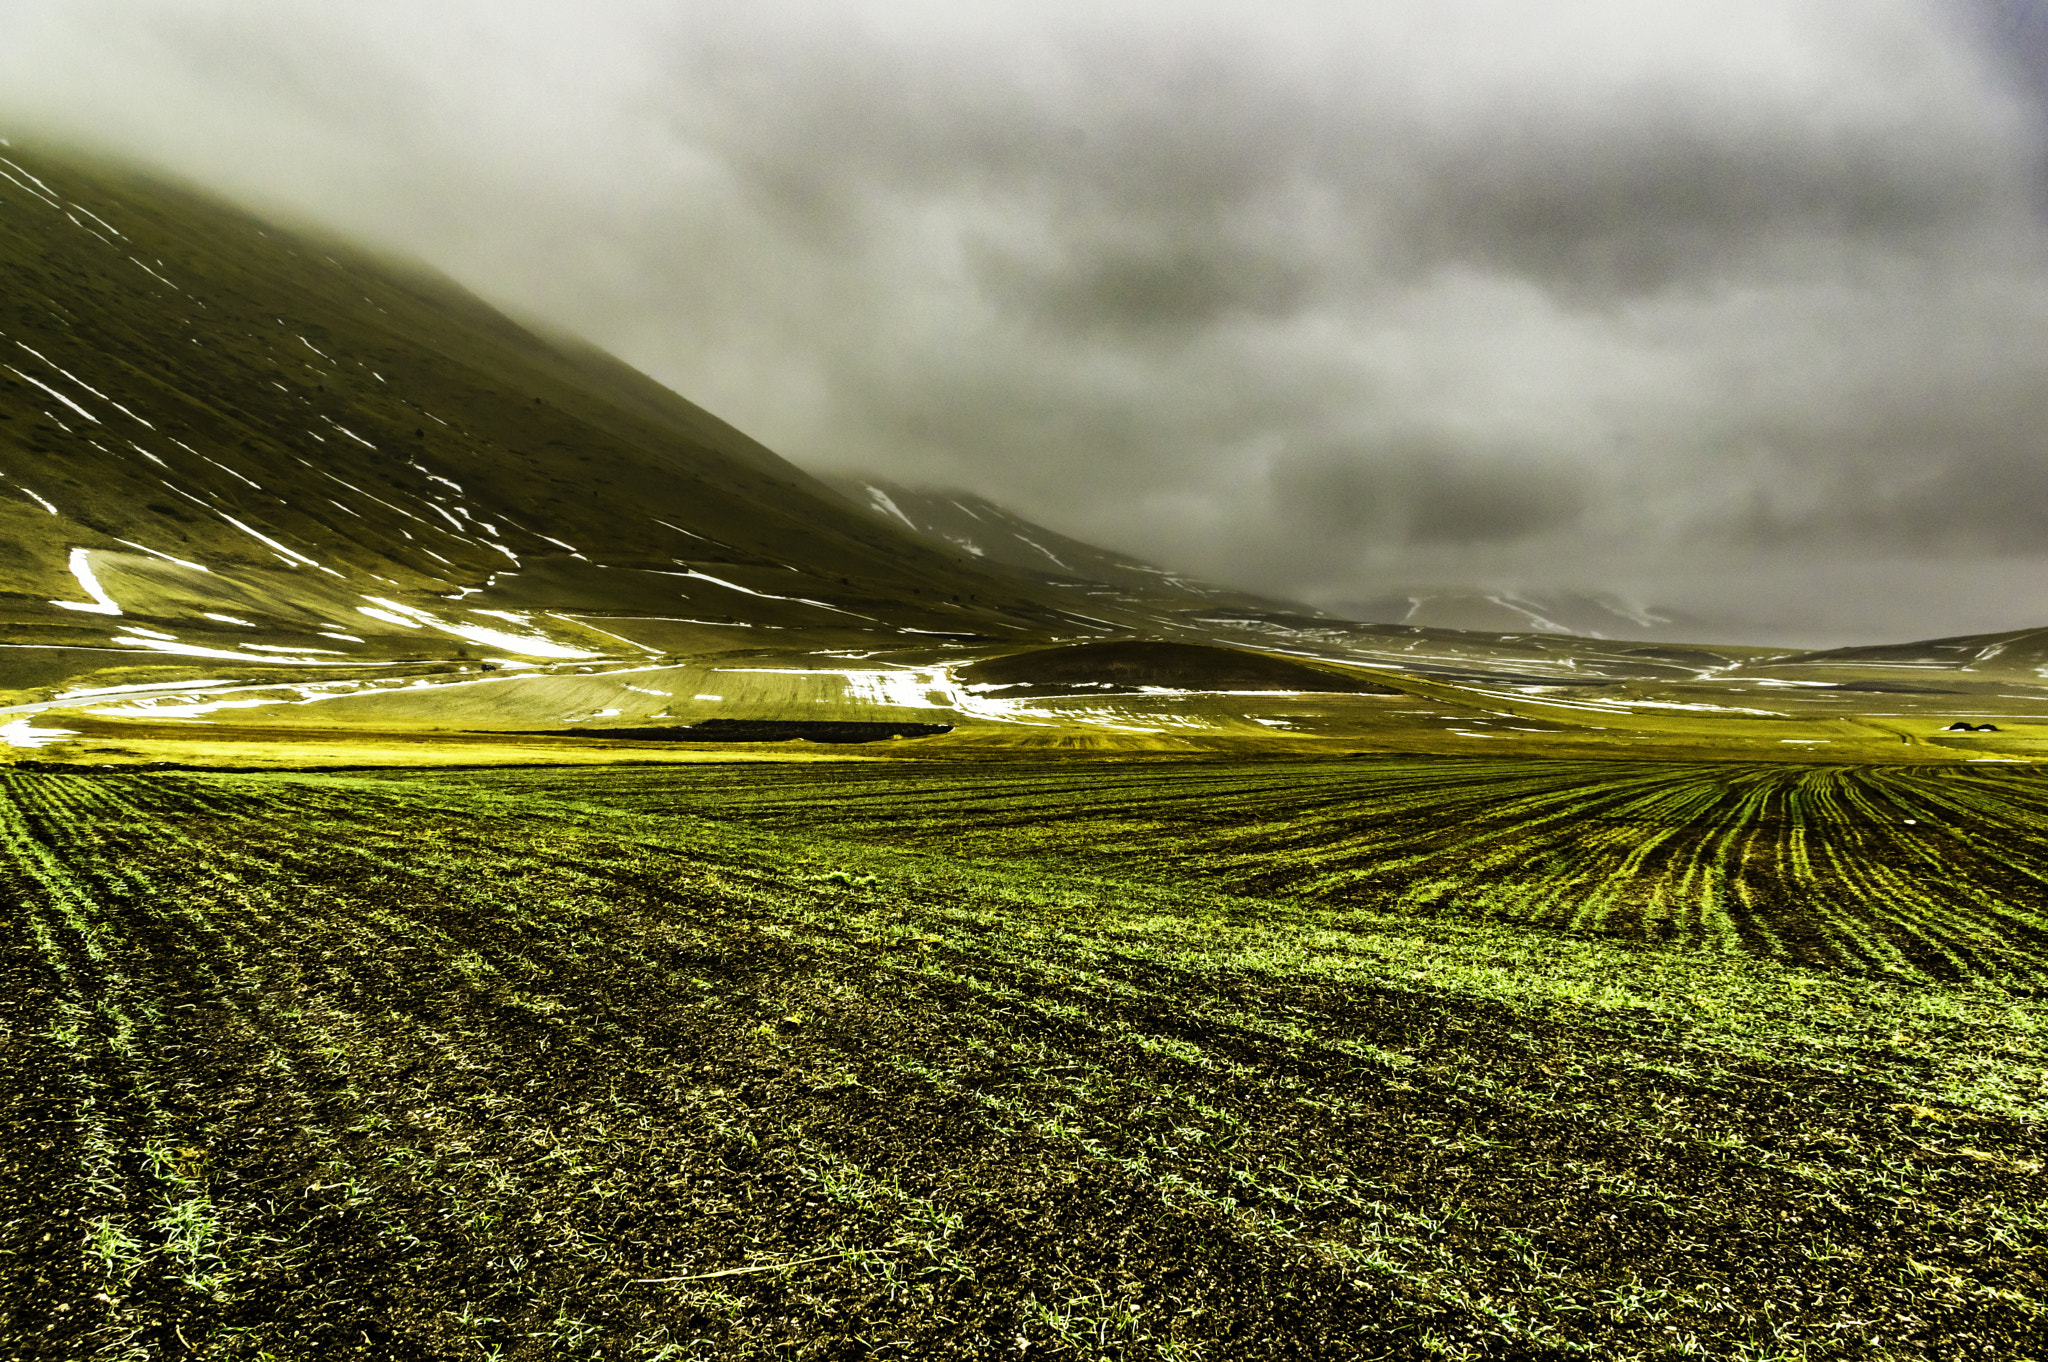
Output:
(674, 568), (875, 619)
(114, 539), (208, 571)
(864, 487), (921, 532)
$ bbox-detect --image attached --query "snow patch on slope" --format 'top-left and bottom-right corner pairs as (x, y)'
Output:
(51, 548), (120, 615)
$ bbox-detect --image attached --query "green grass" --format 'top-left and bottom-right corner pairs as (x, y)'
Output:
(0, 757), (2043, 1359)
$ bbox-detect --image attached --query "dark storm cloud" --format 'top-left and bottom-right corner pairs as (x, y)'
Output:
(1398, 103), (2009, 298)
(1271, 443), (1587, 546)
(5, 0), (2048, 641)
(977, 236), (1311, 340)
(1711, 380), (2048, 554)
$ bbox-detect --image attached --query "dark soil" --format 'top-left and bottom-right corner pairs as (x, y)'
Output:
(957, 641), (1400, 696)
(527, 720), (956, 743)
(0, 763), (2041, 1360)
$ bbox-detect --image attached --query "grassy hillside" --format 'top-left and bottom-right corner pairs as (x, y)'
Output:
(0, 142), (1207, 697)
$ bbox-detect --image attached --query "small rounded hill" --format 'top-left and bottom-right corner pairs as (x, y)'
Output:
(957, 640), (1402, 696)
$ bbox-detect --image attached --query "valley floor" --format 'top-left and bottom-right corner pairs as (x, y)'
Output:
(1, 756), (2043, 1360)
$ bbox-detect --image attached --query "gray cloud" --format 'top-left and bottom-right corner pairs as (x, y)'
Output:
(1272, 442), (1587, 547)
(4, 0), (2048, 643)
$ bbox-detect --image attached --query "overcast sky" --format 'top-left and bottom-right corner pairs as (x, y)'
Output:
(5, 1), (2048, 644)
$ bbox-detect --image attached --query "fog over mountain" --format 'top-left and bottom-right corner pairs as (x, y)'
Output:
(5, 0), (2048, 645)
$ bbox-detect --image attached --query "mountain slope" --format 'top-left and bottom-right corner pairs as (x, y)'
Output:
(0, 142), (1732, 711)
(0, 144), (1192, 698)
(823, 476), (1268, 600)
(1331, 589), (1708, 641)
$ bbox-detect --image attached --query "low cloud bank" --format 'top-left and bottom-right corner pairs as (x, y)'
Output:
(6, 0), (2048, 642)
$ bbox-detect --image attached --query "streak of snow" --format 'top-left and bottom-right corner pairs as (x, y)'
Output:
(1015, 535), (1071, 570)
(318, 631), (365, 642)
(0, 718), (76, 748)
(671, 569), (875, 619)
(201, 456), (261, 489)
(12, 345), (155, 427)
(16, 343), (109, 396)
(866, 487), (919, 532)
(319, 471), (429, 524)
(72, 205), (123, 238)
(0, 156), (59, 193)
(1025, 704), (1163, 733)
(1485, 594), (1569, 634)
(547, 615), (662, 655)
(53, 679), (239, 702)
(51, 548), (121, 614)
(694, 694), (723, 701)
(92, 695), (286, 719)
(202, 613), (256, 627)
(16, 486), (58, 515)
(5, 365), (97, 423)
(216, 512), (321, 568)
(66, 211), (115, 244)
(0, 161), (63, 207)
(1618, 699), (1776, 715)
(358, 596), (598, 659)
(112, 636), (353, 664)
(717, 666), (944, 709)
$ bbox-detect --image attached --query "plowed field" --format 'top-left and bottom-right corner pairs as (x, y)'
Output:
(431, 756), (2048, 986)
(1, 759), (2043, 1360)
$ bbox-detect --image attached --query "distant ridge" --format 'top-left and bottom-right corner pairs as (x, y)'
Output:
(823, 475), (1314, 613)
(1331, 589), (1708, 641)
